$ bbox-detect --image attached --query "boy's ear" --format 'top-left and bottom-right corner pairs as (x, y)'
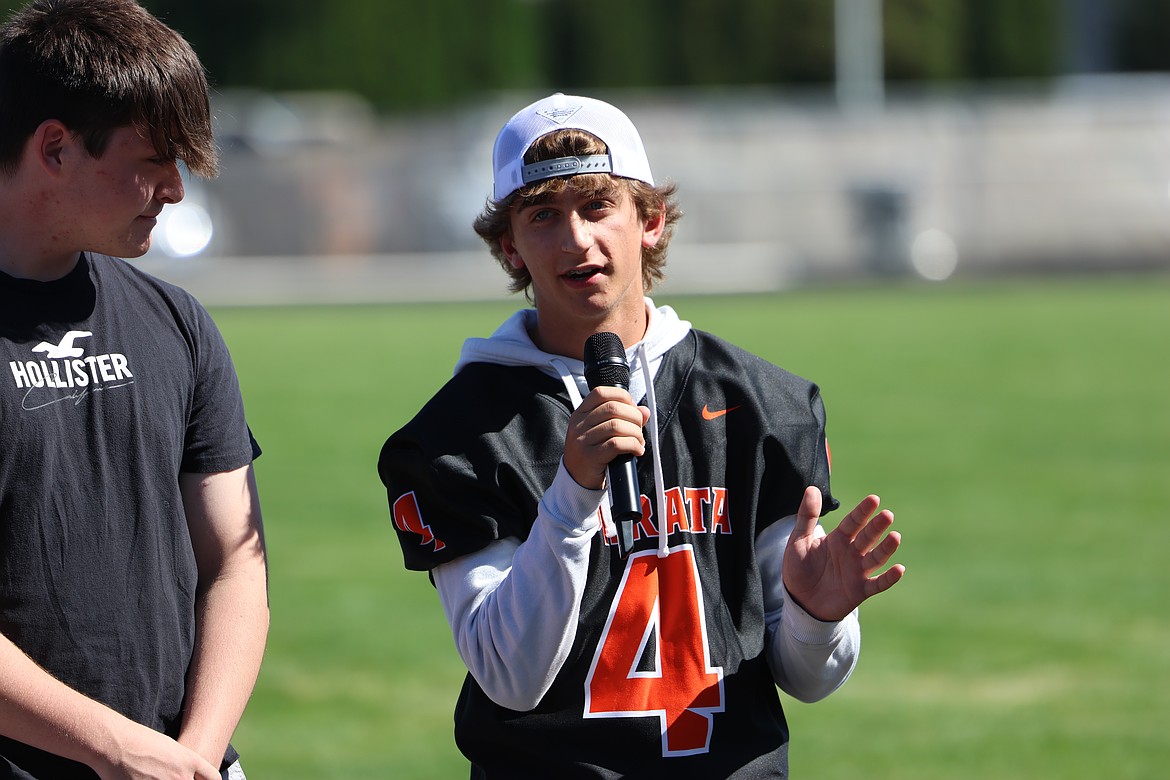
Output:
(33, 119), (71, 174)
(499, 232), (525, 270)
(641, 202), (667, 249)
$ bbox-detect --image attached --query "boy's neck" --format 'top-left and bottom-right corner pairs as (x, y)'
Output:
(530, 302), (650, 360)
(0, 241), (82, 282)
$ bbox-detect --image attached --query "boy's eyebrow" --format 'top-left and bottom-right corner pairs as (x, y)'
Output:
(518, 180), (622, 207)
(517, 192), (556, 209)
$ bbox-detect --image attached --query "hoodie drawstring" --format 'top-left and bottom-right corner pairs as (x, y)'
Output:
(636, 344), (669, 558)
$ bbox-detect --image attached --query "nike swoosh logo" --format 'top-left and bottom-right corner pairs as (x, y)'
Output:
(702, 404), (741, 421)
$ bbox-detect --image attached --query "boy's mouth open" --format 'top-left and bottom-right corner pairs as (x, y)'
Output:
(564, 267), (601, 282)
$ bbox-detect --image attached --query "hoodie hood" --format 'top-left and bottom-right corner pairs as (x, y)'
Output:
(454, 297), (691, 557)
(454, 297), (691, 404)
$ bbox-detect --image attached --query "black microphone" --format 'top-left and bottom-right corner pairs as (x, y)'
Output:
(583, 332), (641, 558)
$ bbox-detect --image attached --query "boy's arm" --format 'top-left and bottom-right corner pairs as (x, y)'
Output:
(178, 463), (270, 767)
(0, 634), (220, 778)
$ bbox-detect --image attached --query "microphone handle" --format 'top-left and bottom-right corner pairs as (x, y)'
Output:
(608, 453), (641, 558)
(581, 331), (641, 557)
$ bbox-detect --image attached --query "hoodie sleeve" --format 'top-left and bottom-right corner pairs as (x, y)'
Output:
(432, 461), (603, 711)
(756, 516), (860, 702)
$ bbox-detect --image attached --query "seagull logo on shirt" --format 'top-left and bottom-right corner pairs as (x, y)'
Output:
(32, 330), (92, 359)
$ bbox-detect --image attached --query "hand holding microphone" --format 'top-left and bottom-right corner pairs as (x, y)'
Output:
(580, 332), (645, 558)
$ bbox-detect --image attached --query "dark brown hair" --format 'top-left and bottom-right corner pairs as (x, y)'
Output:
(0, 0), (217, 177)
(473, 128), (682, 296)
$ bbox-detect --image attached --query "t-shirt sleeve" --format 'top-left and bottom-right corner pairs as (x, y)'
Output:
(179, 303), (255, 474)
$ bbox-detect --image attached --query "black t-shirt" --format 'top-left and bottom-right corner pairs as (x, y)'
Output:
(0, 254), (255, 778)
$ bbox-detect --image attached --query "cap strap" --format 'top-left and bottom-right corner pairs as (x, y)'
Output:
(521, 155), (613, 186)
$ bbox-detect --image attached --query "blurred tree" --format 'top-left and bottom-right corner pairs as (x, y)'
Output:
(771, 0), (836, 84)
(0, 0), (1152, 112)
(146, 0), (544, 108)
(1112, 0), (1170, 72)
(528, 0), (662, 91)
(535, 0), (834, 90)
(147, 0), (283, 90)
(884, 0), (966, 81)
(962, 0), (1062, 80)
(675, 0), (744, 86)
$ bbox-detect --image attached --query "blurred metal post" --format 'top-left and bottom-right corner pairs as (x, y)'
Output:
(836, 0), (910, 275)
(834, 0), (884, 114)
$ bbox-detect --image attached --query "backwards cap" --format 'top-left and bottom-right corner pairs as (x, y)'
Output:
(491, 93), (655, 202)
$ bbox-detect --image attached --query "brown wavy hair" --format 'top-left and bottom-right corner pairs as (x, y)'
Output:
(473, 128), (682, 297)
(0, 0), (217, 178)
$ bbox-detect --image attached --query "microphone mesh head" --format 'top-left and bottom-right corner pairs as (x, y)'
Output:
(583, 332), (629, 389)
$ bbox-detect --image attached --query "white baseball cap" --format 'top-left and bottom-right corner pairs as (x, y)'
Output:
(491, 93), (655, 202)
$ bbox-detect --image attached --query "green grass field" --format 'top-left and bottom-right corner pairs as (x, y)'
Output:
(211, 273), (1170, 779)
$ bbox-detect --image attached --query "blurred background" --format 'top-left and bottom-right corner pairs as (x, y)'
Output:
(8, 0), (1167, 303)
(5, 3), (1163, 777)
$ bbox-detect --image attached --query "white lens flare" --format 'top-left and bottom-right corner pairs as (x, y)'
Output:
(155, 203), (214, 258)
(910, 228), (959, 281)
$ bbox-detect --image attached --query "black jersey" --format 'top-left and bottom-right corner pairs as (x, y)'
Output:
(0, 254), (255, 777)
(380, 328), (836, 779)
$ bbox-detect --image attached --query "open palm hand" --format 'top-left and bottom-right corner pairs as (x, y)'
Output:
(782, 486), (905, 622)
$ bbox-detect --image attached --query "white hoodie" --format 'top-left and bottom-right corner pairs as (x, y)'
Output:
(433, 298), (860, 711)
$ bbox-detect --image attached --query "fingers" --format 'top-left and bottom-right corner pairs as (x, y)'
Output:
(852, 507), (895, 555)
(843, 495), (901, 564)
(835, 494), (882, 542)
(862, 527), (901, 574)
(577, 388), (646, 453)
(837, 494), (905, 596)
(866, 561), (906, 600)
(792, 485), (822, 540)
(855, 506), (903, 600)
(563, 388), (647, 489)
(180, 740), (221, 780)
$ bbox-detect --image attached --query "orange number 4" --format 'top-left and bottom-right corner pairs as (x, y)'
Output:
(584, 545), (725, 756)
